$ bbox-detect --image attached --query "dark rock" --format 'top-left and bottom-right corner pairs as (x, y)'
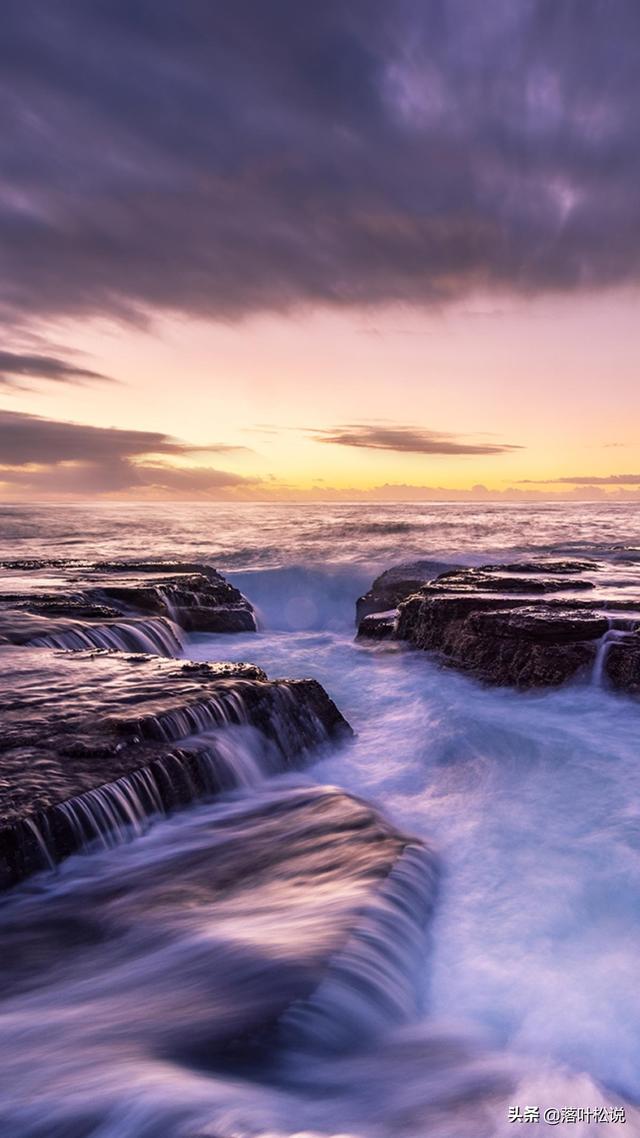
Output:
(392, 559), (640, 692)
(0, 645), (352, 887)
(605, 634), (640, 693)
(357, 611), (398, 640)
(484, 559), (598, 575)
(451, 605), (603, 687)
(355, 556), (595, 630)
(356, 560), (455, 623)
(173, 602), (255, 633)
(0, 559), (257, 656)
(466, 606), (609, 643)
(429, 567), (595, 593)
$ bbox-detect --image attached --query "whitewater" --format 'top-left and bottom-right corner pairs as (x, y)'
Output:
(1, 501), (640, 1137)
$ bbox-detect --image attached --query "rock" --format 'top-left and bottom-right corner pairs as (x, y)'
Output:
(356, 611), (398, 640)
(0, 559), (256, 655)
(483, 559), (599, 575)
(429, 567), (595, 593)
(0, 645), (352, 887)
(356, 560), (455, 623)
(605, 634), (640, 693)
(393, 559), (640, 692)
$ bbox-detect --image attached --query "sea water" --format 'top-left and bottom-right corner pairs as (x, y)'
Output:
(1, 501), (640, 1136)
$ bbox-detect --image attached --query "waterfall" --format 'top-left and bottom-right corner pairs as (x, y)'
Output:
(127, 679), (335, 761)
(1, 677), (349, 888)
(30, 616), (184, 657)
(591, 620), (635, 687)
(153, 584), (182, 622)
(133, 691), (250, 742)
(4, 738), (270, 883)
(278, 842), (438, 1054)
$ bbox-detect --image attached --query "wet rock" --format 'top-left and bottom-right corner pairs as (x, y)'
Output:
(356, 611), (398, 640)
(391, 559), (640, 692)
(605, 634), (640, 693)
(0, 559), (256, 655)
(484, 559), (599, 575)
(356, 560), (455, 623)
(429, 567), (595, 594)
(0, 646), (352, 887)
(94, 566), (254, 631)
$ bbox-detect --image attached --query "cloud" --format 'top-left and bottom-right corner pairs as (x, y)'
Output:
(2, 1), (640, 326)
(0, 408), (190, 466)
(519, 474), (640, 485)
(0, 409), (256, 496)
(132, 463), (255, 493)
(0, 409), (249, 465)
(311, 423), (521, 455)
(0, 350), (112, 388)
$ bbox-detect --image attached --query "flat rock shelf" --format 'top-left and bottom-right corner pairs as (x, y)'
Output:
(0, 558), (257, 656)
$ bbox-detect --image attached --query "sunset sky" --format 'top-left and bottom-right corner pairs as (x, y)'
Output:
(1, 0), (639, 501)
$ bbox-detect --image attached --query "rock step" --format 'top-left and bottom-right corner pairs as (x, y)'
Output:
(0, 559), (256, 654)
(0, 646), (352, 887)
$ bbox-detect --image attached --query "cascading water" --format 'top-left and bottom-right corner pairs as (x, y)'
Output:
(591, 620), (637, 687)
(4, 670), (345, 886)
(14, 728), (273, 876)
(278, 841), (437, 1054)
(30, 615), (184, 656)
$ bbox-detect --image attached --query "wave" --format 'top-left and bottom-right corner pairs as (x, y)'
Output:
(227, 564), (375, 631)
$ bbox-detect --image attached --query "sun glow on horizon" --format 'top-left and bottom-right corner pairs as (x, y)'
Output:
(2, 290), (639, 502)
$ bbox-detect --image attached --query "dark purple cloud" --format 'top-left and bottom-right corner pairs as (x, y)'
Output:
(1, 0), (640, 327)
(0, 409), (194, 466)
(312, 424), (521, 455)
(0, 409), (250, 464)
(0, 409), (255, 494)
(0, 350), (111, 388)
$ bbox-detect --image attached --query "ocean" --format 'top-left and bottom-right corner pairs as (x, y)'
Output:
(1, 500), (639, 1137)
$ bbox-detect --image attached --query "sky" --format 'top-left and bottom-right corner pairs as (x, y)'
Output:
(1, 0), (639, 502)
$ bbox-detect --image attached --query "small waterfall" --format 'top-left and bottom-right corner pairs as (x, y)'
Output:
(22, 817), (56, 871)
(127, 679), (338, 762)
(278, 842), (438, 1054)
(3, 738), (270, 884)
(591, 620), (635, 687)
(30, 616), (184, 657)
(153, 583), (183, 622)
(133, 691), (249, 742)
(1, 678), (348, 888)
